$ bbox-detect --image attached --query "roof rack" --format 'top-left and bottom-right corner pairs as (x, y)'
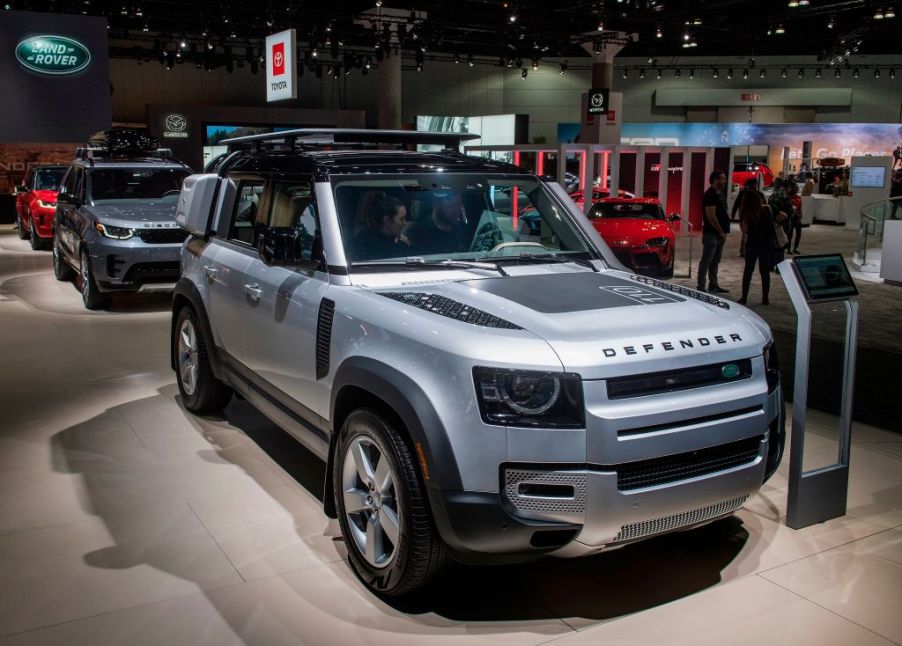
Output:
(74, 146), (179, 165)
(220, 128), (480, 151)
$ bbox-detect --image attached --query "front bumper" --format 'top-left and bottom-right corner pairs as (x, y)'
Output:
(31, 209), (55, 238)
(86, 235), (183, 292)
(431, 381), (784, 563)
(611, 245), (673, 276)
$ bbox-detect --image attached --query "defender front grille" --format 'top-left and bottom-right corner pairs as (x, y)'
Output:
(504, 469), (587, 516)
(615, 435), (762, 491)
(136, 228), (189, 244)
(607, 358), (753, 399)
(379, 292), (522, 329)
(612, 495), (748, 543)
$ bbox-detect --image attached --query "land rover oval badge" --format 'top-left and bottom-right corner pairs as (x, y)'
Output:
(722, 363), (741, 379)
(15, 35), (91, 75)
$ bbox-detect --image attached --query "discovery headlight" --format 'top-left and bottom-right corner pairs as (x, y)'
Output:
(474, 368), (584, 428)
(94, 222), (134, 240)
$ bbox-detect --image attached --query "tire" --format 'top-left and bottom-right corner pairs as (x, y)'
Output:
(16, 214), (28, 240)
(334, 409), (450, 597)
(53, 235), (76, 281)
(29, 220), (45, 251)
(174, 306), (233, 414)
(79, 247), (111, 310)
(661, 261), (674, 279)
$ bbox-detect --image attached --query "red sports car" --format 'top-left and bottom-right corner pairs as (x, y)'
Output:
(16, 165), (66, 250)
(587, 197), (678, 278)
(732, 162), (775, 188)
(568, 187), (636, 211)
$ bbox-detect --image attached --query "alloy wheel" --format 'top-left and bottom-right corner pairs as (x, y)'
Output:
(341, 436), (401, 568)
(80, 251), (90, 302)
(177, 318), (199, 396)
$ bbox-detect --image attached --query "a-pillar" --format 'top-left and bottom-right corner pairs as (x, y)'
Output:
(376, 50), (401, 130)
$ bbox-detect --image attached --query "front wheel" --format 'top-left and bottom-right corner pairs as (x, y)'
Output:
(29, 220), (45, 250)
(334, 409), (450, 597)
(79, 247), (111, 310)
(174, 306), (233, 414)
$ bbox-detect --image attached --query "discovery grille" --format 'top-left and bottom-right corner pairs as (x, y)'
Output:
(612, 495), (749, 543)
(615, 435), (762, 491)
(379, 292), (522, 329)
(607, 358), (753, 399)
(137, 228), (189, 244)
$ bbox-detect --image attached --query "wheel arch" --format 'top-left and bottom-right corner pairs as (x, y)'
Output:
(171, 278), (226, 381)
(324, 357), (463, 518)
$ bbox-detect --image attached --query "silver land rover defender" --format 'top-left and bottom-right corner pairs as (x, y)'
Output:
(171, 129), (784, 597)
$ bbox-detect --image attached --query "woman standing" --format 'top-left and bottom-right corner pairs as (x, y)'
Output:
(738, 191), (776, 306)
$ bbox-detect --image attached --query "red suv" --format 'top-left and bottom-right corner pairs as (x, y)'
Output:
(587, 197), (678, 278)
(16, 165), (66, 250)
(732, 162), (774, 188)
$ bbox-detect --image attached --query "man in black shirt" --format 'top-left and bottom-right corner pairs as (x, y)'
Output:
(697, 170), (730, 293)
(406, 191), (468, 256)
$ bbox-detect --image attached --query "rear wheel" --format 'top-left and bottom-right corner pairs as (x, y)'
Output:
(16, 214), (28, 240)
(334, 409), (450, 597)
(29, 220), (45, 250)
(79, 247), (111, 310)
(53, 235), (76, 281)
(174, 306), (232, 414)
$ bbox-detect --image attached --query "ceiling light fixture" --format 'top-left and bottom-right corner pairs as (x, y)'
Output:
(853, 67), (860, 78)
(775, 24), (785, 34)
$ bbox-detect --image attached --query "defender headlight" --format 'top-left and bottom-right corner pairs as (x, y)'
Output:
(94, 222), (134, 240)
(645, 237), (669, 247)
(37, 199), (55, 209)
(764, 341), (780, 392)
(474, 368), (584, 428)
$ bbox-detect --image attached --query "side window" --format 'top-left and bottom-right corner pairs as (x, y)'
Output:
(227, 179), (266, 246)
(269, 180), (319, 261)
(60, 168), (75, 196)
(23, 169), (35, 190)
(74, 168), (85, 201)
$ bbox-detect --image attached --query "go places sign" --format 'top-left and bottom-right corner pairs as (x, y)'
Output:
(15, 35), (91, 75)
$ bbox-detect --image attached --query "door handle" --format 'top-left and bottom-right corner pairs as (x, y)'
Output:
(203, 264), (218, 280)
(244, 283), (262, 300)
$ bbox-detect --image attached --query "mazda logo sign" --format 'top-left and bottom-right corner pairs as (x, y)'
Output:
(165, 114), (187, 132)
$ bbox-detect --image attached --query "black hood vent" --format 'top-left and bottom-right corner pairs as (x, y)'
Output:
(379, 292), (522, 329)
(630, 275), (730, 309)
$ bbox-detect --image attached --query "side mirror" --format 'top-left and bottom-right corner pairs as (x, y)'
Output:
(668, 213), (681, 221)
(258, 226), (319, 268)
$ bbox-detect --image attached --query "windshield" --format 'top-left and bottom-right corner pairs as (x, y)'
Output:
(88, 168), (189, 204)
(589, 202), (664, 220)
(332, 173), (596, 267)
(35, 169), (64, 191)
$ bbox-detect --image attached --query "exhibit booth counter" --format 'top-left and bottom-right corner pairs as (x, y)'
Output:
(800, 156), (893, 229)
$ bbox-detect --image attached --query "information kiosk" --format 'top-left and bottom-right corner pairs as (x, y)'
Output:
(779, 254), (860, 529)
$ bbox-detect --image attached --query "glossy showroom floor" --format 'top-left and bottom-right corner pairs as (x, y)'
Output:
(0, 224), (900, 646)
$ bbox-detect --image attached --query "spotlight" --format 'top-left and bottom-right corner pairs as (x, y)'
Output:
(521, 68), (527, 79)
(827, 16), (835, 28)
(712, 68), (719, 78)
(781, 67), (788, 78)
(788, 0), (798, 6)
(639, 67), (646, 79)
(890, 68), (896, 79)
(727, 68), (733, 79)
(467, 54), (474, 67)
(853, 67), (860, 78)
(886, 7), (896, 18)
(453, 52), (460, 64)
(621, 67), (628, 78)
(775, 24), (785, 34)
(874, 68), (881, 78)
(561, 61), (568, 75)
(834, 68), (841, 78)
(742, 68), (749, 79)
(674, 68), (681, 78)
(874, 7), (885, 19)
(815, 68), (822, 78)
(798, 68), (805, 78)
(689, 68), (694, 79)
(532, 58), (538, 71)
(760, 68), (767, 78)
(656, 68), (662, 79)
(656, 25), (662, 38)
(597, 19), (604, 31)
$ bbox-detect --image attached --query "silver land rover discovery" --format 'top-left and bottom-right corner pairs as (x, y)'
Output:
(171, 129), (784, 597)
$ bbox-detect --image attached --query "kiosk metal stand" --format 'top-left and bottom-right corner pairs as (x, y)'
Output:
(779, 255), (859, 530)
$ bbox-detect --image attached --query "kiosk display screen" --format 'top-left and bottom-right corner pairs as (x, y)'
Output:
(850, 166), (886, 188)
(793, 254), (859, 301)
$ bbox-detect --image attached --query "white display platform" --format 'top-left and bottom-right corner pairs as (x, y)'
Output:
(807, 194), (845, 224)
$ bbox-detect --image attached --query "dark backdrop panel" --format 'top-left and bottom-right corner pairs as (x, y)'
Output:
(0, 11), (110, 143)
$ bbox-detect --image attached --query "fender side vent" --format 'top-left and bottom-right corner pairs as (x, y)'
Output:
(315, 298), (335, 380)
(630, 275), (730, 309)
(379, 292), (522, 329)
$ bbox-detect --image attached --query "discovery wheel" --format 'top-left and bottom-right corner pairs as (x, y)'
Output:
(334, 409), (449, 597)
(53, 236), (75, 281)
(79, 248), (111, 310)
(174, 306), (233, 414)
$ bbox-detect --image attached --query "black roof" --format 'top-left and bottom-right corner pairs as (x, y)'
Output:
(223, 149), (523, 179)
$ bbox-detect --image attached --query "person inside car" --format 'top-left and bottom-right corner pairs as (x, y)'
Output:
(405, 189), (469, 256)
(353, 193), (411, 261)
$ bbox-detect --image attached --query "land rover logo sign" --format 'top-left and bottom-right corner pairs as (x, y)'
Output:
(722, 363), (741, 379)
(15, 35), (91, 75)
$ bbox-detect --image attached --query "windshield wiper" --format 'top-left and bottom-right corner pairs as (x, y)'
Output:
(475, 252), (598, 272)
(351, 258), (508, 275)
